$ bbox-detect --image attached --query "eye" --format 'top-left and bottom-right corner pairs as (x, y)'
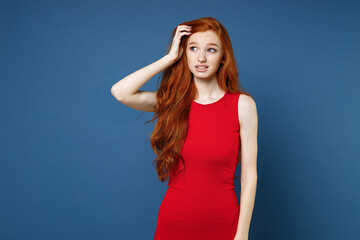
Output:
(189, 46), (217, 52)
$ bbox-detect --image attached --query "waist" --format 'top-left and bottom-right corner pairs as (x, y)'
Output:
(168, 177), (236, 192)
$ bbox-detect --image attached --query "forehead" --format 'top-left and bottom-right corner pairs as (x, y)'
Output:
(187, 30), (221, 46)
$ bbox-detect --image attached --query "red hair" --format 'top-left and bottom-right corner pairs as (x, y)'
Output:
(145, 17), (252, 182)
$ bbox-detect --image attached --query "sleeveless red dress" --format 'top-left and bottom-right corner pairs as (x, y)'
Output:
(154, 92), (241, 240)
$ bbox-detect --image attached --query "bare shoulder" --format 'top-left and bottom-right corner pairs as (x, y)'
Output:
(237, 93), (258, 127)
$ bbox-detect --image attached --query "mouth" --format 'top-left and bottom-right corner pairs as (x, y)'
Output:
(195, 65), (209, 69)
(195, 65), (209, 72)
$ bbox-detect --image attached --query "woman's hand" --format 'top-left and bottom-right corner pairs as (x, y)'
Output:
(166, 25), (192, 63)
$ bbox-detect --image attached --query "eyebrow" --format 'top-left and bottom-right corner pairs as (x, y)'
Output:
(188, 42), (220, 47)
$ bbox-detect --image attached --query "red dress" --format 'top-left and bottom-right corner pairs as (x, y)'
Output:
(154, 92), (241, 240)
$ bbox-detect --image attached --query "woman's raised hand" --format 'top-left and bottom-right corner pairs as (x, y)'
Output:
(167, 25), (192, 63)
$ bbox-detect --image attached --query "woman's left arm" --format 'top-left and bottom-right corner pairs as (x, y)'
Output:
(234, 95), (258, 240)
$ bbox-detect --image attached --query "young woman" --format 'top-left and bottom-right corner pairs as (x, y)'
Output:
(111, 17), (258, 240)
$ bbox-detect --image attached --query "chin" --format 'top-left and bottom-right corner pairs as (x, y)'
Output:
(194, 74), (216, 80)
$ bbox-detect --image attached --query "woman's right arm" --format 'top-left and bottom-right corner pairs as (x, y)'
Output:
(110, 55), (176, 112)
(111, 25), (192, 112)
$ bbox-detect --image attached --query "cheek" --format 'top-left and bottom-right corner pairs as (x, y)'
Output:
(186, 56), (194, 69)
(186, 55), (196, 64)
(211, 56), (222, 65)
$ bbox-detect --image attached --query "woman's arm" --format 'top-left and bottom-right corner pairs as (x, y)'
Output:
(111, 55), (176, 112)
(234, 94), (258, 240)
(111, 25), (192, 112)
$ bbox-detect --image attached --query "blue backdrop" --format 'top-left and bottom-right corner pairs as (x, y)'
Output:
(1, 0), (359, 239)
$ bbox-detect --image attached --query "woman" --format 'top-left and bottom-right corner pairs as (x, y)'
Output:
(111, 17), (258, 240)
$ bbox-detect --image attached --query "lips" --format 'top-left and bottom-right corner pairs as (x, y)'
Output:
(195, 65), (209, 68)
(195, 65), (209, 72)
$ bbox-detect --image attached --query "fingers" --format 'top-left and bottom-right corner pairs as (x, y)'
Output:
(174, 30), (191, 41)
(176, 25), (192, 36)
(168, 25), (192, 61)
(177, 25), (192, 30)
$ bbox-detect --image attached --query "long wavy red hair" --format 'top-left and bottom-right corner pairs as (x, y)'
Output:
(145, 17), (252, 182)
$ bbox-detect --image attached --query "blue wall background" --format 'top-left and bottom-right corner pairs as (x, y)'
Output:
(1, 0), (359, 239)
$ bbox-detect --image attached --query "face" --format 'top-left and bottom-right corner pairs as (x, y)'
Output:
(185, 30), (224, 80)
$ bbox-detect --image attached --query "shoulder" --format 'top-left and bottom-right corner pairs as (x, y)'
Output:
(237, 93), (258, 127)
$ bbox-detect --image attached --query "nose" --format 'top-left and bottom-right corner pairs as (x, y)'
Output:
(197, 51), (207, 62)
